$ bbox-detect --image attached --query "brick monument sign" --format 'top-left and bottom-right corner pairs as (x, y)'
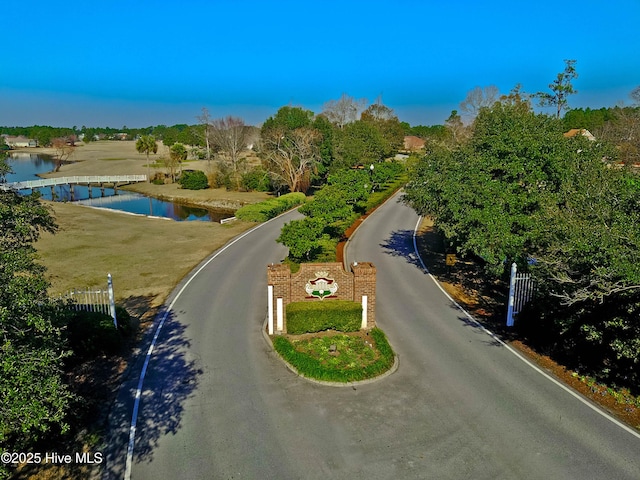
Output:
(266, 262), (376, 334)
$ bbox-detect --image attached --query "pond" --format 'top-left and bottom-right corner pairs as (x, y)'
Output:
(4, 152), (234, 222)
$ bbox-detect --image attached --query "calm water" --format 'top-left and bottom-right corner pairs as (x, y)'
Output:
(5, 152), (233, 222)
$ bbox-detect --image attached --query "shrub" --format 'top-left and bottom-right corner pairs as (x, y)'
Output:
(235, 192), (306, 222)
(178, 169), (209, 190)
(286, 300), (361, 334)
(272, 327), (394, 382)
(241, 168), (272, 191)
(366, 174), (406, 210)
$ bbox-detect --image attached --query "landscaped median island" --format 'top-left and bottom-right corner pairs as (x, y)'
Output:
(272, 328), (395, 383)
(265, 263), (396, 384)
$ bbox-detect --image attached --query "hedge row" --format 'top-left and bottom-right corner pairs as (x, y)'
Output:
(286, 300), (361, 334)
(366, 173), (408, 211)
(235, 192), (306, 222)
(272, 327), (395, 383)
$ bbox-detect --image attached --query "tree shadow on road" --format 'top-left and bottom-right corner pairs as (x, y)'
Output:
(101, 307), (202, 478)
(379, 229), (426, 271)
(453, 309), (507, 347)
(381, 224), (516, 345)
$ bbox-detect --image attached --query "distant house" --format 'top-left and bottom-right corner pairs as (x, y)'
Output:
(403, 135), (426, 152)
(563, 128), (596, 141)
(3, 135), (37, 148)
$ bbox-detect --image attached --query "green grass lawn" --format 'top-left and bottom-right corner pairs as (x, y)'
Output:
(272, 328), (395, 383)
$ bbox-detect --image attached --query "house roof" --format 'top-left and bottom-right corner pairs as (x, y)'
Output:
(563, 128), (596, 141)
(403, 135), (426, 150)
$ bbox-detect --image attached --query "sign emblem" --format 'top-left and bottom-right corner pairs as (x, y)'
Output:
(305, 271), (338, 299)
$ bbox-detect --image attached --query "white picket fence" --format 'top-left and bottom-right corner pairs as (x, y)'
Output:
(61, 274), (118, 327)
(506, 263), (535, 326)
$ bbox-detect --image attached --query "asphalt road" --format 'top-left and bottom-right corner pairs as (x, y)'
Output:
(116, 192), (640, 480)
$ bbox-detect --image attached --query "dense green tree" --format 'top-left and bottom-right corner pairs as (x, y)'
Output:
(178, 169), (209, 190)
(360, 101), (405, 155)
(327, 169), (370, 208)
(405, 124), (447, 141)
(299, 185), (352, 221)
(177, 126), (202, 147)
(563, 107), (614, 132)
(404, 98), (640, 389)
(333, 120), (386, 169)
(0, 156), (73, 475)
(160, 127), (178, 147)
(262, 106), (314, 132)
(407, 103), (578, 273)
(277, 217), (325, 261)
(311, 114), (336, 180)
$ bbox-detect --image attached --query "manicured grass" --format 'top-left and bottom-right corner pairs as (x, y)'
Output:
(272, 328), (395, 383)
(286, 301), (362, 334)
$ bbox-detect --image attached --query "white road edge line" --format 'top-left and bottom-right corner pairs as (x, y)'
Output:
(412, 216), (640, 441)
(124, 212), (293, 480)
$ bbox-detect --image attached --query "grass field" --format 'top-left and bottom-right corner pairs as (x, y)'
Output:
(26, 141), (273, 320)
(36, 202), (257, 319)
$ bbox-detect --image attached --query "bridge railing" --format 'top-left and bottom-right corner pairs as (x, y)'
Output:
(2, 175), (147, 190)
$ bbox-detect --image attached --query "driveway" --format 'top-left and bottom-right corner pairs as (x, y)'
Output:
(108, 192), (640, 479)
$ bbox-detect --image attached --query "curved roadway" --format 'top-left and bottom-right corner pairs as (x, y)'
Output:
(115, 192), (640, 479)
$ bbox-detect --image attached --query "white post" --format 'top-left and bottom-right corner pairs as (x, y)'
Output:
(276, 298), (284, 333)
(506, 263), (517, 327)
(108, 273), (118, 328)
(361, 295), (368, 329)
(267, 285), (274, 335)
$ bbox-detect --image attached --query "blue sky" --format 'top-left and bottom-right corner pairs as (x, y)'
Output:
(2, 0), (639, 128)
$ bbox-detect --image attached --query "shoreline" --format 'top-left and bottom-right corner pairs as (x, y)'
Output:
(10, 142), (271, 211)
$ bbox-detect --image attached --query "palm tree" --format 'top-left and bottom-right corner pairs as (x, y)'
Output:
(136, 135), (158, 182)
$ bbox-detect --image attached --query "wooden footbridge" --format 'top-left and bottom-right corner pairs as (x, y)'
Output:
(1, 175), (147, 195)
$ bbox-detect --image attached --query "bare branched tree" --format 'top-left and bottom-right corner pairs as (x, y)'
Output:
(595, 107), (640, 165)
(361, 96), (397, 122)
(460, 85), (499, 121)
(261, 127), (321, 193)
(444, 110), (471, 147)
(630, 85), (640, 106)
(51, 137), (75, 172)
(322, 93), (367, 129)
(208, 116), (250, 190)
(196, 107), (213, 163)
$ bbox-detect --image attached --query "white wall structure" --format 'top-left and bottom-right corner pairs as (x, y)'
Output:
(268, 285), (274, 335)
(276, 298), (284, 332)
(361, 295), (368, 330)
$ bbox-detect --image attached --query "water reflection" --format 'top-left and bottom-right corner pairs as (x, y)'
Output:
(6, 151), (57, 178)
(4, 152), (233, 222)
